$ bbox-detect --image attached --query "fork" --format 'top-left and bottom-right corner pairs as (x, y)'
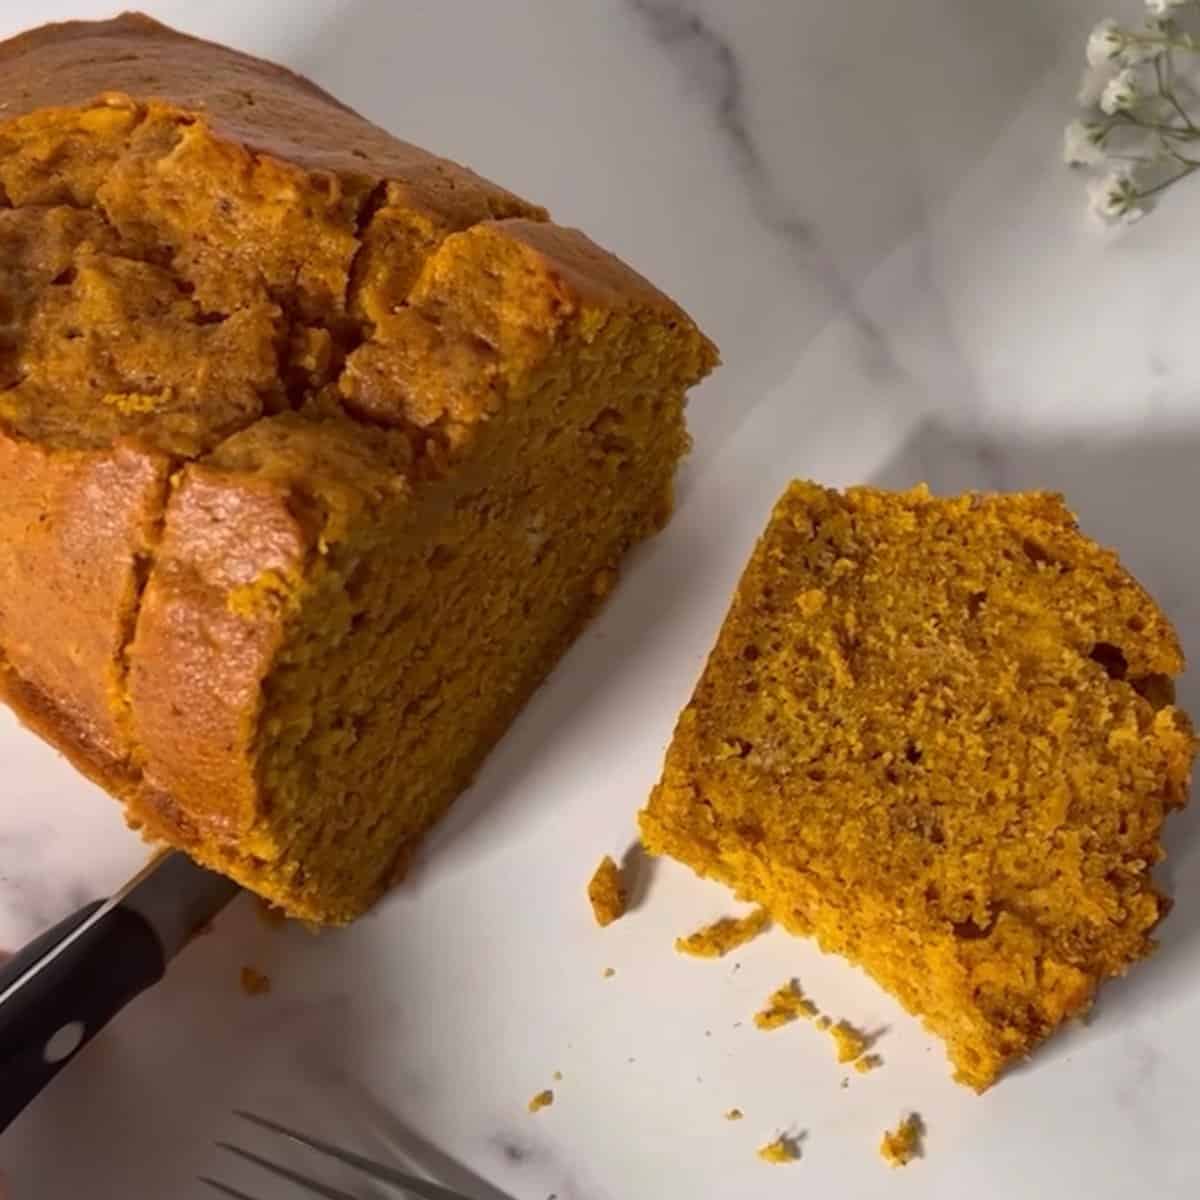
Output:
(200, 1110), (473, 1200)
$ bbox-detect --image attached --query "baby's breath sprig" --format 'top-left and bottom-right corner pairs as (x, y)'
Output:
(1069, 0), (1200, 223)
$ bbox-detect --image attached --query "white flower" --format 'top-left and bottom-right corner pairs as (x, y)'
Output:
(1063, 119), (1108, 165)
(1100, 67), (1140, 113)
(1087, 18), (1124, 66)
(1146, 0), (1188, 16)
(1088, 168), (1145, 223)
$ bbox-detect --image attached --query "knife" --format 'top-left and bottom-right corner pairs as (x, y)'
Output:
(0, 850), (240, 1133)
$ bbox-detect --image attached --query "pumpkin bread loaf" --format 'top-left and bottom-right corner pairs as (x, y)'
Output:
(0, 14), (717, 922)
(641, 483), (1195, 1089)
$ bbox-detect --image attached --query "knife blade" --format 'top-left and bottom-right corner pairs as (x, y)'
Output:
(0, 850), (240, 1133)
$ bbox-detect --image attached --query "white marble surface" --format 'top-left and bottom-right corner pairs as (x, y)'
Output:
(3, 1), (1200, 1196)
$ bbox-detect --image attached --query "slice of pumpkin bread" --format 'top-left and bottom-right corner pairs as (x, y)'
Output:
(0, 15), (717, 922)
(641, 482), (1194, 1089)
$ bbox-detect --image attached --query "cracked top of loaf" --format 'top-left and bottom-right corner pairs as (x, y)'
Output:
(0, 13), (717, 793)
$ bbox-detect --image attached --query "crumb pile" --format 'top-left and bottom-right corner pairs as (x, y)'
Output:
(674, 908), (769, 957)
(880, 1114), (923, 1167)
(756, 1135), (800, 1164)
(753, 980), (816, 1030)
(829, 1021), (869, 1063)
(752, 980), (881, 1072)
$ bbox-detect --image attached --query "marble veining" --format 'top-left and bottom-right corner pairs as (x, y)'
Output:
(628, 0), (906, 394)
(3, 1), (1200, 1197)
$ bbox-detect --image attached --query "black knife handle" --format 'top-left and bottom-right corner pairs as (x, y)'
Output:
(0, 901), (166, 1134)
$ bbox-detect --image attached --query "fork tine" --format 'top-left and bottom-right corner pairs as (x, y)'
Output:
(197, 1178), (260, 1200)
(233, 1111), (470, 1200)
(217, 1143), (358, 1200)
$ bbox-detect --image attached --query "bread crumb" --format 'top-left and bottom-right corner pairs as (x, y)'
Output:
(724, 1108), (744, 1121)
(587, 856), (626, 927)
(753, 980), (817, 1030)
(675, 908), (769, 958)
(757, 1134), (800, 1164)
(552, 1071), (563, 1081)
(528, 1090), (554, 1114)
(854, 1053), (882, 1074)
(602, 966), (616, 978)
(880, 1114), (923, 1167)
(829, 1020), (869, 1062)
(239, 966), (271, 997)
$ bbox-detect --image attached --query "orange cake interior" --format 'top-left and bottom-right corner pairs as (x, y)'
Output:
(642, 482), (1194, 1088)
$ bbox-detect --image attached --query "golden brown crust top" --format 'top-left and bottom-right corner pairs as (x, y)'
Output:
(0, 12), (538, 201)
(485, 219), (708, 320)
(0, 12), (348, 117)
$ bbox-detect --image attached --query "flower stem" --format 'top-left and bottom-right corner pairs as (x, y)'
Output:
(1165, 146), (1200, 168)
(1115, 111), (1199, 138)
(1154, 55), (1198, 131)
(1121, 30), (1199, 55)
(1136, 163), (1200, 199)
